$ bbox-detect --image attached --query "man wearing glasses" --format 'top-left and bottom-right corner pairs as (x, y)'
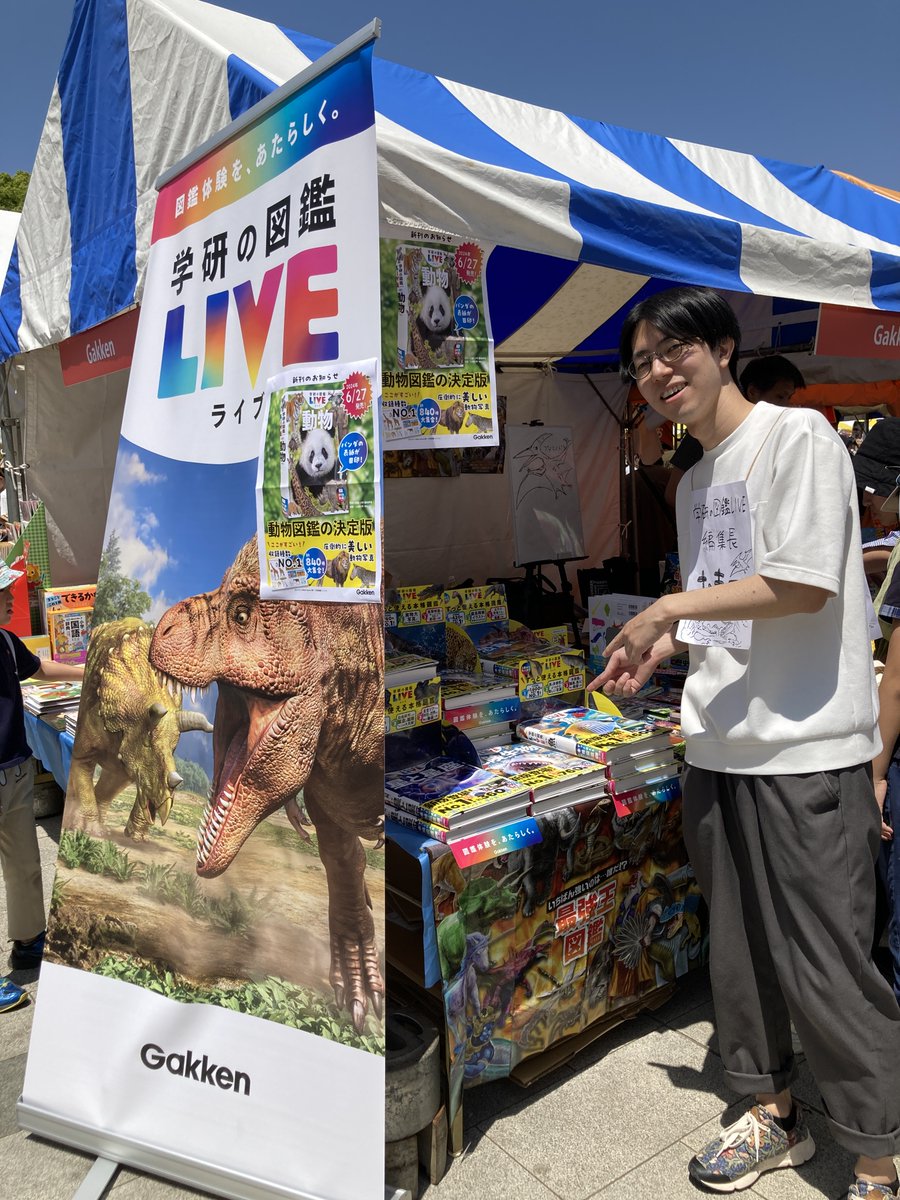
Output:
(591, 287), (900, 1199)
(663, 353), (807, 507)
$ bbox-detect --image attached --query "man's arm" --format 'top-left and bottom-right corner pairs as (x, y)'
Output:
(31, 659), (85, 683)
(603, 574), (830, 665)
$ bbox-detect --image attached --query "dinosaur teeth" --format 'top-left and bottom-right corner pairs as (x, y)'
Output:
(197, 785), (236, 860)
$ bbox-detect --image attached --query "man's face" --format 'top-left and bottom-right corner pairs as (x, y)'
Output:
(748, 379), (795, 407)
(631, 320), (728, 430)
(864, 492), (900, 532)
(0, 586), (13, 626)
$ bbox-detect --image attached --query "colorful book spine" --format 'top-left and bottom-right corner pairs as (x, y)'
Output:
(515, 723), (613, 763)
(386, 807), (454, 842)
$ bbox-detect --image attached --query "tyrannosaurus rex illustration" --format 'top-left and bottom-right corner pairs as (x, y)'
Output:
(68, 618), (213, 838)
(148, 538), (384, 1032)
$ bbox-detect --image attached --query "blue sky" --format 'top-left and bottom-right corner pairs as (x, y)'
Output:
(2, 0), (900, 188)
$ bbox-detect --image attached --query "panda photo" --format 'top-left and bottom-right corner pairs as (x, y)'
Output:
(293, 426), (337, 497)
(415, 283), (454, 351)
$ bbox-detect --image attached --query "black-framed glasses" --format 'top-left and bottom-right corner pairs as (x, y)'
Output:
(627, 337), (697, 382)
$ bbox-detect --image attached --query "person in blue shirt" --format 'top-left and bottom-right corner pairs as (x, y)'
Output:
(0, 563), (83, 1014)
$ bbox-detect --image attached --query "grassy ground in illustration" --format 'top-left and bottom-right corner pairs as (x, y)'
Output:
(49, 786), (385, 1052)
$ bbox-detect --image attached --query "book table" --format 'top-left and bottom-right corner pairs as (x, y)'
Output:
(385, 790), (707, 1150)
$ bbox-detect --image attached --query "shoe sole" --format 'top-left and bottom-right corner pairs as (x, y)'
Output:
(0, 994), (29, 1014)
(689, 1133), (816, 1193)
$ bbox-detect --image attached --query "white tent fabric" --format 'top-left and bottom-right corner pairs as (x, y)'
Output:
(385, 372), (622, 587)
(3, 0), (900, 363)
(0, 212), (19, 290)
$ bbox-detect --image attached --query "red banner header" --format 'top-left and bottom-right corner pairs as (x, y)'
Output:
(58, 308), (140, 386)
(816, 303), (900, 360)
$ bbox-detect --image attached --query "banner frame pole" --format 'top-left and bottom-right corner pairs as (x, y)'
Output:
(155, 17), (382, 192)
(72, 1156), (119, 1200)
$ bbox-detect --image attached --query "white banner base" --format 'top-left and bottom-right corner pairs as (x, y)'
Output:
(21, 963), (384, 1200)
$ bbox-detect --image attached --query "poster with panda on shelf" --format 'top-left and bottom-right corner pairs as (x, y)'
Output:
(380, 225), (499, 449)
(256, 358), (381, 601)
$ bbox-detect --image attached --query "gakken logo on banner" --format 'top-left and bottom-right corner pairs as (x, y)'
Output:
(140, 1041), (251, 1096)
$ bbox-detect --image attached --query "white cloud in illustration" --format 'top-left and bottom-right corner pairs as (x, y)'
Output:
(106, 450), (172, 590)
(120, 451), (164, 486)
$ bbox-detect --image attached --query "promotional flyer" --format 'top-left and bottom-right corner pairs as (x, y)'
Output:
(380, 227), (499, 450)
(256, 359), (381, 601)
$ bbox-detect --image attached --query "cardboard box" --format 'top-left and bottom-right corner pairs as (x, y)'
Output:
(22, 634), (51, 660)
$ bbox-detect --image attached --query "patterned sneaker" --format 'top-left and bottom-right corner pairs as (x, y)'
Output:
(688, 1104), (815, 1192)
(848, 1182), (900, 1199)
(10, 931), (45, 971)
(0, 978), (28, 1014)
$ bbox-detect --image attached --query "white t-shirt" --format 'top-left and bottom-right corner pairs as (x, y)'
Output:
(674, 401), (880, 774)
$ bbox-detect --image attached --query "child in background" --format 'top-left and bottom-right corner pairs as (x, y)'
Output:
(0, 563), (84, 1013)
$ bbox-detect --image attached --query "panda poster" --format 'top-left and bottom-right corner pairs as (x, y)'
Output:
(21, 37), (385, 1200)
(380, 226), (500, 449)
(256, 359), (381, 601)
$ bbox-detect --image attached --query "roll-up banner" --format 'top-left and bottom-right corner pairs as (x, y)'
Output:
(21, 26), (385, 1200)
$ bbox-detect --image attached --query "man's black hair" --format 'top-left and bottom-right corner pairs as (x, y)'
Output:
(739, 355), (805, 396)
(619, 286), (741, 383)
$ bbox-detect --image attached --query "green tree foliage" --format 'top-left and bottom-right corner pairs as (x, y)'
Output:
(0, 171), (29, 212)
(173, 755), (210, 798)
(93, 530), (151, 626)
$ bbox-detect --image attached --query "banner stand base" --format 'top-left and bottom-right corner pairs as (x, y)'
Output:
(73, 1157), (118, 1200)
(19, 1099), (383, 1200)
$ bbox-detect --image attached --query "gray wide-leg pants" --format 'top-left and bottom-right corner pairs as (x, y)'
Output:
(682, 761), (900, 1156)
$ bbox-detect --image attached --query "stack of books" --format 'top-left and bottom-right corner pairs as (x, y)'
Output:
(601, 687), (682, 733)
(479, 742), (608, 816)
(385, 643), (439, 687)
(440, 670), (519, 754)
(21, 680), (82, 731)
(517, 706), (682, 815)
(64, 710), (80, 738)
(384, 756), (531, 842)
(385, 644), (441, 737)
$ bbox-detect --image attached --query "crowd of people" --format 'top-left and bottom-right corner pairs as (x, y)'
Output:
(592, 286), (900, 1200)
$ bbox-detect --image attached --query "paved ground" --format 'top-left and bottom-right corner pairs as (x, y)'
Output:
(0, 809), (895, 1200)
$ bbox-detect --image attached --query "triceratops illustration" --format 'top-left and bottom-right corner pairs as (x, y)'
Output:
(67, 618), (213, 839)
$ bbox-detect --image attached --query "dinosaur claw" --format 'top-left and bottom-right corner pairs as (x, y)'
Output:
(334, 984), (345, 1009)
(372, 992), (383, 1020)
(351, 1000), (366, 1034)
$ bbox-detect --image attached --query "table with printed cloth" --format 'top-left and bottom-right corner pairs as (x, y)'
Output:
(385, 787), (707, 1147)
(23, 710), (74, 792)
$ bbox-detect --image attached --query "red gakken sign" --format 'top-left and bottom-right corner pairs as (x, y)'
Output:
(58, 307), (140, 386)
(816, 303), (900, 360)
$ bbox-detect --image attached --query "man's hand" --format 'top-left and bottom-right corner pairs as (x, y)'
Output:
(588, 627), (681, 697)
(874, 776), (894, 841)
(603, 598), (675, 664)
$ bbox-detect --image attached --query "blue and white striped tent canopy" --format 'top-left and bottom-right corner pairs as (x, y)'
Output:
(3, 0), (900, 371)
